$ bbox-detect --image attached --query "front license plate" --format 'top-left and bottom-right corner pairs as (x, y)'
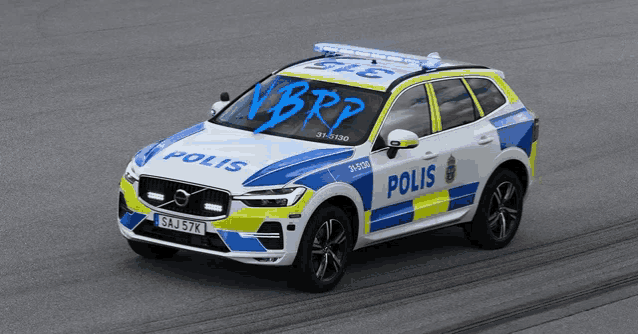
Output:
(155, 214), (206, 235)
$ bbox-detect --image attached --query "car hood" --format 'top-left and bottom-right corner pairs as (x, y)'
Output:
(136, 122), (353, 194)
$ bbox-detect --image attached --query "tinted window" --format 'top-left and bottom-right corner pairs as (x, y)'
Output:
(374, 84), (431, 150)
(466, 78), (506, 115)
(431, 79), (477, 131)
(214, 75), (384, 146)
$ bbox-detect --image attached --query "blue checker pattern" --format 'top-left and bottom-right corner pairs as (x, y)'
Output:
(243, 148), (353, 187)
(490, 108), (534, 157)
(369, 182), (480, 233)
(218, 231), (267, 252)
(120, 212), (147, 230)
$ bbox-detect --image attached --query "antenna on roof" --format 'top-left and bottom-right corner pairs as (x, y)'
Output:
(314, 43), (442, 70)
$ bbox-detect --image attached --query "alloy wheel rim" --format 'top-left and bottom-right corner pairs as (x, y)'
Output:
(487, 181), (519, 240)
(311, 218), (347, 282)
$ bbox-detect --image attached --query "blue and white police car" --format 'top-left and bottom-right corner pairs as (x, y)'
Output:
(118, 43), (539, 292)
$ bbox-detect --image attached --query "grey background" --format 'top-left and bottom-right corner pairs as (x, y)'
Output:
(1, 0), (637, 333)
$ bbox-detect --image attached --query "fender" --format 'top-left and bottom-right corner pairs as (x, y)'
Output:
(284, 181), (366, 254)
(492, 147), (532, 184)
(484, 146), (533, 202)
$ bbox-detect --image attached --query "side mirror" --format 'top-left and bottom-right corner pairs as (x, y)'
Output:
(210, 92), (230, 117)
(386, 129), (419, 159)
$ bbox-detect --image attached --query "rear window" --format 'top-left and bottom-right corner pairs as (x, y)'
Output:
(466, 78), (506, 115)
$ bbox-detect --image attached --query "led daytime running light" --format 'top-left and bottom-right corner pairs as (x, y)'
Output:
(204, 203), (223, 212)
(147, 192), (165, 201)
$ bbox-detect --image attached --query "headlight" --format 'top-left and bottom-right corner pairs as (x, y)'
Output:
(234, 187), (306, 207)
(124, 161), (139, 184)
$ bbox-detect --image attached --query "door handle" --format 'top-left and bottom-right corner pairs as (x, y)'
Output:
(478, 136), (494, 145)
(423, 151), (438, 160)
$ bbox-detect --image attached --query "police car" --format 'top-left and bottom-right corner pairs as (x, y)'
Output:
(118, 43), (538, 292)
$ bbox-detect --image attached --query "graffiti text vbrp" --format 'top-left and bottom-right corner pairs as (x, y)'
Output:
(248, 80), (365, 136)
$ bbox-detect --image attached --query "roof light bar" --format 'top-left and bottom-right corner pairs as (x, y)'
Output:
(314, 43), (442, 70)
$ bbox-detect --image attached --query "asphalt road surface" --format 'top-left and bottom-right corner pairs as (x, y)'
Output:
(2, 0), (637, 333)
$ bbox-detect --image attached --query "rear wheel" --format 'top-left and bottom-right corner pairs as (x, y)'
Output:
(294, 205), (351, 292)
(464, 169), (524, 249)
(127, 239), (179, 259)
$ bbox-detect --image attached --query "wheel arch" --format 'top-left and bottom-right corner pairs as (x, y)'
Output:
(319, 195), (360, 250)
(465, 160), (526, 249)
(493, 159), (529, 196)
(489, 147), (531, 196)
(299, 182), (365, 252)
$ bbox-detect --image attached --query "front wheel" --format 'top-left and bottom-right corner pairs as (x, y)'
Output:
(294, 205), (352, 293)
(127, 239), (179, 259)
(464, 169), (524, 249)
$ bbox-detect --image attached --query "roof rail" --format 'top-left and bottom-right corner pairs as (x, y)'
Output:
(314, 43), (442, 70)
(386, 65), (491, 92)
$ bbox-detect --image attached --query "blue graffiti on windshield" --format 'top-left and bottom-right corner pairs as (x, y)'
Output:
(248, 80), (278, 120)
(301, 89), (340, 131)
(249, 80), (367, 136)
(250, 81), (309, 133)
(328, 97), (364, 136)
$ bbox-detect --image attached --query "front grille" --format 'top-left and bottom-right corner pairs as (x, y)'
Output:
(138, 176), (230, 218)
(257, 222), (284, 250)
(133, 219), (230, 253)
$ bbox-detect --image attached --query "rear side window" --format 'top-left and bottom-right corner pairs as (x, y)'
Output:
(466, 78), (506, 115)
(431, 79), (478, 131)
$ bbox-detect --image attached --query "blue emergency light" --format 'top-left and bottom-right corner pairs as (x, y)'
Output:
(314, 43), (442, 70)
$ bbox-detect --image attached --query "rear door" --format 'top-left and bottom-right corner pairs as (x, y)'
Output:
(427, 77), (502, 212)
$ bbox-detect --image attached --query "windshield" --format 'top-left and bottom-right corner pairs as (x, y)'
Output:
(213, 75), (385, 146)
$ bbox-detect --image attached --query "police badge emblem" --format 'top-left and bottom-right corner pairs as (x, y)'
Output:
(446, 155), (456, 184)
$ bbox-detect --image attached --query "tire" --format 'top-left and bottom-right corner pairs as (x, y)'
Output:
(293, 205), (352, 293)
(127, 239), (179, 259)
(464, 169), (524, 250)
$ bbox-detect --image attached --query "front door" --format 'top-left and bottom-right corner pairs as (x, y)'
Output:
(367, 83), (450, 235)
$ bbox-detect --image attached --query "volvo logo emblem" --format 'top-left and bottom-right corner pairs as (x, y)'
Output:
(174, 189), (190, 207)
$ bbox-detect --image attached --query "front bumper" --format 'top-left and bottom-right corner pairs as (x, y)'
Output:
(119, 222), (296, 265)
(118, 177), (303, 266)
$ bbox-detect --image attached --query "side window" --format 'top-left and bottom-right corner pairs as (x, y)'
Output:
(431, 79), (478, 131)
(374, 84), (431, 150)
(466, 78), (506, 115)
